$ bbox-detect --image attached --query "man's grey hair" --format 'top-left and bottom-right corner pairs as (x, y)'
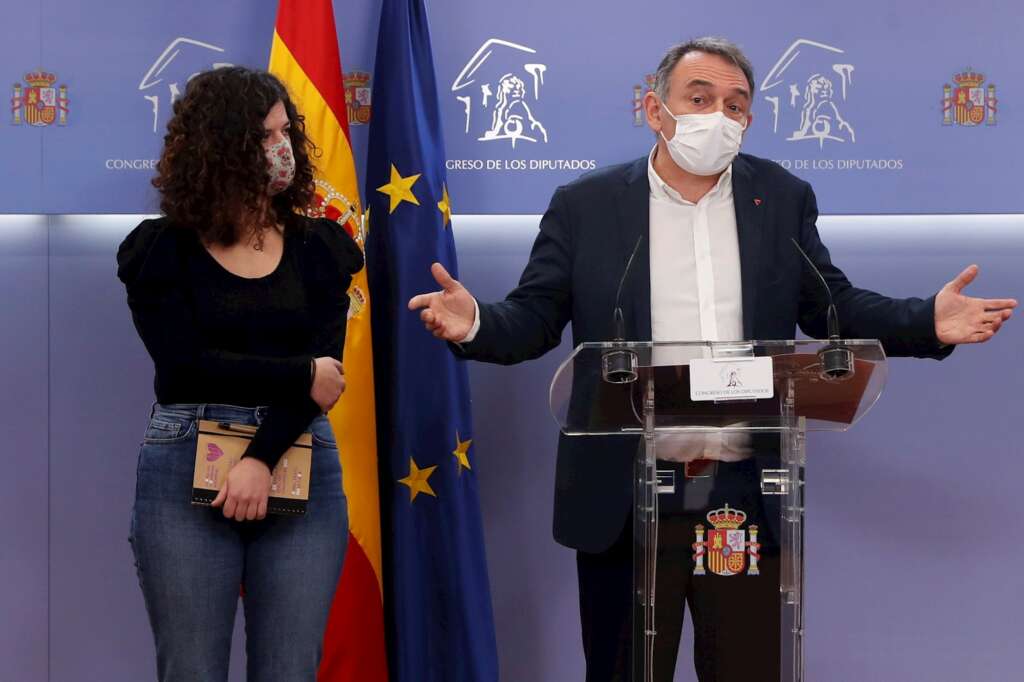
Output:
(653, 37), (756, 100)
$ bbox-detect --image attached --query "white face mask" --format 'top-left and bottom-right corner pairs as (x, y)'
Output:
(266, 137), (296, 196)
(659, 100), (745, 176)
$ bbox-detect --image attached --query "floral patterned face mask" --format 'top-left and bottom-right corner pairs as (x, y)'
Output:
(266, 137), (296, 196)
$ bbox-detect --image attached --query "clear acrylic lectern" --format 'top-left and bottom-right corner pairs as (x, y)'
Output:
(549, 340), (887, 682)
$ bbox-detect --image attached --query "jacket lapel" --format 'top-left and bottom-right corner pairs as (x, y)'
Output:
(731, 154), (763, 340)
(614, 158), (652, 341)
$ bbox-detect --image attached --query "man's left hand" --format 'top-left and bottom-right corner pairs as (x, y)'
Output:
(934, 265), (1017, 345)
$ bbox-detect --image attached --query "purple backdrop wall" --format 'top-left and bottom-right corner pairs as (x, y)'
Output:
(2, 0), (1023, 213)
(0, 217), (49, 682)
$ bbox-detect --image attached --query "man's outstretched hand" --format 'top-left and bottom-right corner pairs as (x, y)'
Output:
(408, 263), (477, 342)
(934, 265), (1017, 345)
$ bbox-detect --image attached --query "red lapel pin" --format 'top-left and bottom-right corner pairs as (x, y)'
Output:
(753, 198), (762, 206)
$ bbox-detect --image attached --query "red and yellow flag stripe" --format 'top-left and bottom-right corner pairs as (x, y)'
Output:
(270, 2), (387, 680)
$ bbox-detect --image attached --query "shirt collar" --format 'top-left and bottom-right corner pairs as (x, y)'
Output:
(647, 144), (733, 206)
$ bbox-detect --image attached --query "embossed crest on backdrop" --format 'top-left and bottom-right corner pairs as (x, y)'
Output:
(11, 72), (69, 127)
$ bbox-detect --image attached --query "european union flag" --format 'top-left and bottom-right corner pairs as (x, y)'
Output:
(364, 1), (498, 681)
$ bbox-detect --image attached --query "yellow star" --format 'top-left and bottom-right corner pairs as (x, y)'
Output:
(398, 457), (437, 502)
(376, 164), (421, 214)
(452, 432), (472, 472)
(437, 183), (452, 228)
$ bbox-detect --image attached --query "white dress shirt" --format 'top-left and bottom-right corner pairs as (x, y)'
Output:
(648, 146), (750, 462)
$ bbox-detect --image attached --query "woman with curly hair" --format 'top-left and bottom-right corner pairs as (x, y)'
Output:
(116, 66), (361, 681)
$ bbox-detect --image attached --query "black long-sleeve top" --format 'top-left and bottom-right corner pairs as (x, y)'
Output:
(116, 214), (363, 468)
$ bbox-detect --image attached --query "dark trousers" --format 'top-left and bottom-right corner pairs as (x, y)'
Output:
(577, 459), (781, 682)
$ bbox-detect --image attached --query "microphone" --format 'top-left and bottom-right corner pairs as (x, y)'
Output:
(602, 236), (644, 384)
(790, 237), (854, 380)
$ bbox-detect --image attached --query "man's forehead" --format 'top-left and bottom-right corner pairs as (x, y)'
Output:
(672, 52), (748, 89)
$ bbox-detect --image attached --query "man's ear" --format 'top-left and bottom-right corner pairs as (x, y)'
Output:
(644, 91), (664, 135)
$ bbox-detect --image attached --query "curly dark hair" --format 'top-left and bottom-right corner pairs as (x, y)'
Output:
(152, 66), (317, 245)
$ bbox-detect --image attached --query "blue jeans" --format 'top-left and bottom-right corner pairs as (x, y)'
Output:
(129, 404), (348, 682)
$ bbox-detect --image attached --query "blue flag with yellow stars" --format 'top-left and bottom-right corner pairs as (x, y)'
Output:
(364, 1), (498, 680)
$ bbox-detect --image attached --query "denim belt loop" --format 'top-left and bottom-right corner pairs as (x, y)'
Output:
(196, 403), (208, 421)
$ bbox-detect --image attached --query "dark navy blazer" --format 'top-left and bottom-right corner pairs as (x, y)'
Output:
(455, 153), (950, 553)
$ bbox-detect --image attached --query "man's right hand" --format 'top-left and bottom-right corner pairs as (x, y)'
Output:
(311, 357), (345, 413)
(408, 263), (476, 342)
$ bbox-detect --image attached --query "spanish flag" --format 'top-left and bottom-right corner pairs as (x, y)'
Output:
(269, 2), (388, 680)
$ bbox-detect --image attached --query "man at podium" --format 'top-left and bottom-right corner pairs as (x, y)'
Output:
(409, 37), (1016, 682)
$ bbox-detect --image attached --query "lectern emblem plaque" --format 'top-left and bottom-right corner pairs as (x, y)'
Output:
(693, 504), (761, 577)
